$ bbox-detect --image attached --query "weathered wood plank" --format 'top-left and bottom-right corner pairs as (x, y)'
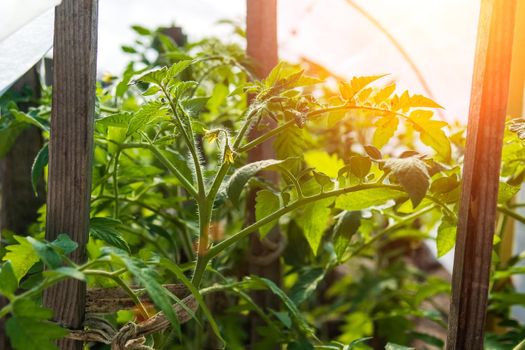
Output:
(446, 0), (517, 348)
(245, 0), (280, 347)
(0, 65), (44, 350)
(43, 1), (98, 349)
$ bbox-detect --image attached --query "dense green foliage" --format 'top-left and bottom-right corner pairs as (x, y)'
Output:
(1, 25), (525, 349)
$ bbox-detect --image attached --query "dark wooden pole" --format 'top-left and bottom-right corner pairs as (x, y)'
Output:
(446, 1), (516, 349)
(246, 0), (280, 346)
(43, 1), (98, 349)
(0, 66), (44, 350)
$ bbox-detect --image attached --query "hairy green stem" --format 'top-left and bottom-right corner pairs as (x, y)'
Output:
(160, 85), (206, 200)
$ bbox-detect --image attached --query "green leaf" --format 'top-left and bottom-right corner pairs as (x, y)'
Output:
(409, 110), (450, 160)
(385, 343), (414, 350)
(113, 252), (181, 330)
(11, 299), (53, 319)
(385, 157), (430, 208)
(243, 276), (314, 336)
(303, 150), (344, 178)
(166, 60), (192, 80)
(498, 182), (520, 204)
(50, 234), (78, 254)
(226, 159), (291, 205)
(0, 261), (18, 297)
(44, 267), (85, 281)
(333, 211), (361, 259)
(90, 217), (130, 252)
(430, 175), (459, 194)
(31, 143), (48, 195)
(274, 125), (308, 160)
(160, 258), (225, 348)
(181, 96), (209, 117)
(335, 188), (405, 211)
(131, 25), (151, 35)
(2, 235), (39, 281)
(136, 67), (168, 85)
(312, 170), (333, 188)
(348, 337), (372, 349)
(255, 190), (280, 237)
(11, 110), (49, 132)
(290, 267), (325, 305)
(128, 100), (169, 135)
(97, 112), (133, 129)
(26, 237), (62, 269)
(373, 116), (399, 149)
(436, 220), (456, 257)
(6, 316), (68, 350)
(298, 198), (333, 255)
(349, 156), (372, 178)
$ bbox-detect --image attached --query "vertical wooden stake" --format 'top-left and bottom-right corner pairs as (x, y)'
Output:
(446, 1), (516, 349)
(246, 0), (279, 346)
(43, 1), (98, 349)
(0, 66), (44, 350)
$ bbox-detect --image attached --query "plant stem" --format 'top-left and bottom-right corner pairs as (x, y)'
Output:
(113, 151), (120, 218)
(193, 183), (398, 286)
(498, 205), (525, 224)
(161, 85), (206, 200)
(238, 104), (404, 153)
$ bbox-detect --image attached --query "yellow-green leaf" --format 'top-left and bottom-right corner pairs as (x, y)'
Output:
(373, 116), (399, 149)
(335, 188), (405, 211)
(409, 110), (451, 160)
(304, 150), (344, 178)
(255, 190), (280, 238)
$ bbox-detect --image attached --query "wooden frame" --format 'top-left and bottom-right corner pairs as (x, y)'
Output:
(0, 0), (521, 349)
(43, 0), (98, 349)
(446, 0), (517, 348)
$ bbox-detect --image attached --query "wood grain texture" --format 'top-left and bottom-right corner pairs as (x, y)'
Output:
(43, 1), (98, 349)
(446, 0), (517, 348)
(246, 0), (280, 347)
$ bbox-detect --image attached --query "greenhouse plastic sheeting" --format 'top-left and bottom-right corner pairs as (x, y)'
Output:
(0, 0), (61, 41)
(0, 8), (56, 95)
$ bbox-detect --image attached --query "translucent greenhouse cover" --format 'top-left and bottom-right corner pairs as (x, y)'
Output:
(2, 0), (525, 316)
(0, 0), (60, 94)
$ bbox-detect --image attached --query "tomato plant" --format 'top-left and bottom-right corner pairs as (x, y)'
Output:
(1, 25), (525, 350)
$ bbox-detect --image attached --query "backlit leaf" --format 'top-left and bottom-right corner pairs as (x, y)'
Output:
(255, 190), (280, 238)
(436, 220), (456, 257)
(2, 235), (39, 281)
(0, 261), (18, 297)
(298, 198), (333, 255)
(335, 188), (405, 211)
(385, 157), (430, 208)
(349, 156), (372, 178)
(373, 116), (399, 149)
(409, 110), (450, 160)
(304, 150), (344, 178)
(333, 211), (361, 260)
(226, 159), (292, 205)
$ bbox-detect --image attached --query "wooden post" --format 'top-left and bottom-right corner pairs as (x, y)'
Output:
(43, 1), (98, 349)
(0, 66), (44, 350)
(446, 1), (516, 349)
(246, 0), (279, 346)
(498, 0), (525, 270)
